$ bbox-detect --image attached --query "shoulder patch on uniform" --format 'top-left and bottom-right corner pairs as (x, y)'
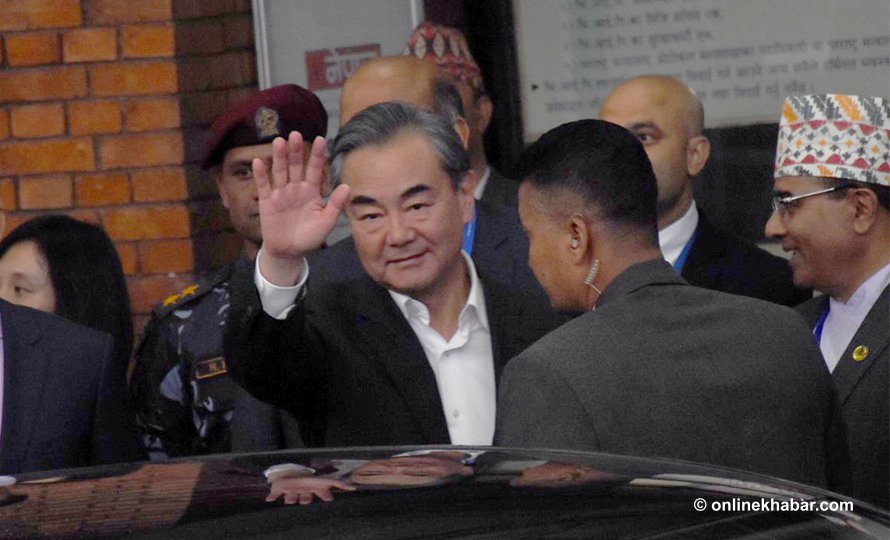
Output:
(152, 265), (235, 318)
(195, 356), (227, 379)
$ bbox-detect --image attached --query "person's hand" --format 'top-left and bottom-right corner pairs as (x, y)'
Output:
(254, 132), (350, 286)
(265, 476), (356, 505)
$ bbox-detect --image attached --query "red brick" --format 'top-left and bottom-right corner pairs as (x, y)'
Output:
(0, 66), (88, 103)
(90, 62), (177, 97)
(0, 110), (10, 140)
(66, 208), (101, 225)
(86, 0), (172, 24)
(68, 100), (122, 135)
(75, 172), (130, 206)
(2, 213), (29, 234)
(131, 166), (187, 201)
(102, 204), (190, 240)
(121, 24), (174, 58)
(5, 31), (60, 66)
(127, 273), (195, 315)
(0, 178), (16, 210)
(99, 132), (183, 169)
(223, 16), (253, 50)
(0, 138), (94, 175)
(139, 238), (193, 273)
(62, 28), (118, 63)
(0, 0), (82, 31)
(124, 97), (179, 132)
(18, 174), (72, 209)
(175, 20), (224, 56)
(10, 102), (65, 138)
(115, 241), (138, 275)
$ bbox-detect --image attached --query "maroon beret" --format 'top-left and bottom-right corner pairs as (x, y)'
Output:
(201, 84), (328, 169)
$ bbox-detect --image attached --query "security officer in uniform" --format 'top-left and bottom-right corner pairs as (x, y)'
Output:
(130, 85), (327, 458)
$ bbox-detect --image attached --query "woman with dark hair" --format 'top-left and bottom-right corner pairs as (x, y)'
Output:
(0, 215), (134, 372)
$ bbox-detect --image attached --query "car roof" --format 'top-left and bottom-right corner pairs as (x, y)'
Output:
(1, 446), (886, 539)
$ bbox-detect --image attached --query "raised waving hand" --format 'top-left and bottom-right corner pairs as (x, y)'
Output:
(254, 132), (350, 286)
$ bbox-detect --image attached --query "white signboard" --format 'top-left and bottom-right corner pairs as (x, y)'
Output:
(515, 0), (890, 141)
(253, 0), (424, 139)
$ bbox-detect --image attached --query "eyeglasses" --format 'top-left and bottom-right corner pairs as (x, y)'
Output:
(770, 185), (853, 216)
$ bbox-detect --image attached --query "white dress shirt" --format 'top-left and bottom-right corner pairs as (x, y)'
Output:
(658, 202), (699, 266)
(474, 166), (491, 201)
(253, 249), (497, 445)
(820, 262), (890, 372)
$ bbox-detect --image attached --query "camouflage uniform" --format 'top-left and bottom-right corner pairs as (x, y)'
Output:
(131, 258), (300, 458)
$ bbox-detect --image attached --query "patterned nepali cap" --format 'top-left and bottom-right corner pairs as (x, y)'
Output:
(775, 94), (890, 186)
(202, 84), (327, 169)
(403, 21), (485, 94)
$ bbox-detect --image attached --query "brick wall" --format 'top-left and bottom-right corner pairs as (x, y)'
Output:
(0, 0), (257, 331)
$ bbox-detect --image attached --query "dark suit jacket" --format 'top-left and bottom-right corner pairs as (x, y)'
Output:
(224, 247), (559, 448)
(0, 300), (141, 474)
(497, 260), (847, 490)
(682, 212), (811, 307)
(480, 168), (518, 209)
(797, 287), (889, 508)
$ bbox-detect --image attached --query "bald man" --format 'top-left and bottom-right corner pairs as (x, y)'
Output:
(600, 75), (809, 306)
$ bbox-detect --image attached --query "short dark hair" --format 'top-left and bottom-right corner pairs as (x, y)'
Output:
(329, 101), (470, 190)
(516, 119), (659, 241)
(0, 215), (133, 370)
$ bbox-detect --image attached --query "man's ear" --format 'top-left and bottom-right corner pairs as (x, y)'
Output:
(568, 214), (591, 265)
(214, 170), (231, 209)
(459, 170), (478, 223)
(453, 117), (471, 150)
(474, 95), (493, 134)
(850, 187), (881, 235)
(685, 135), (711, 177)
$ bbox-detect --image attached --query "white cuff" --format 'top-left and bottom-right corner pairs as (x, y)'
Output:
(254, 247), (309, 320)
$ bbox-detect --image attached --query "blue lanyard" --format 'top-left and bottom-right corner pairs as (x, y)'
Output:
(813, 303), (830, 343)
(672, 231), (697, 272)
(462, 206), (477, 255)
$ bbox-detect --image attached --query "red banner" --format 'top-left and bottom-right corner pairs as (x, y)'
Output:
(305, 44), (381, 91)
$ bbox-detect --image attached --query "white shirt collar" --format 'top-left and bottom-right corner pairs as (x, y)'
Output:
(388, 251), (489, 333)
(474, 166), (491, 200)
(658, 202), (699, 266)
(827, 261), (890, 321)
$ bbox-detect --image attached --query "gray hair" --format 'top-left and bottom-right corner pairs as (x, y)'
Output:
(431, 77), (465, 125)
(329, 101), (470, 190)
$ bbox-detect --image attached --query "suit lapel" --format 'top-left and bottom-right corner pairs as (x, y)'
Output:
(680, 214), (723, 289)
(478, 275), (525, 383)
(472, 202), (512, 281)
(0, 302), (50, 472)
(347, 277), (451, 444)
(831, 285), (889, 404)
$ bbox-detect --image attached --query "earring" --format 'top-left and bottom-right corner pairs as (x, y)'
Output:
(584, 259), (602, 295)
(570, 238), (579, 249)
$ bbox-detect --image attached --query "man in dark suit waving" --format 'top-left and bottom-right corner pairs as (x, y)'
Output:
(225, 102), (557, 447)
(496, 120), (847, 491)
(0, 299), (140, 474)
